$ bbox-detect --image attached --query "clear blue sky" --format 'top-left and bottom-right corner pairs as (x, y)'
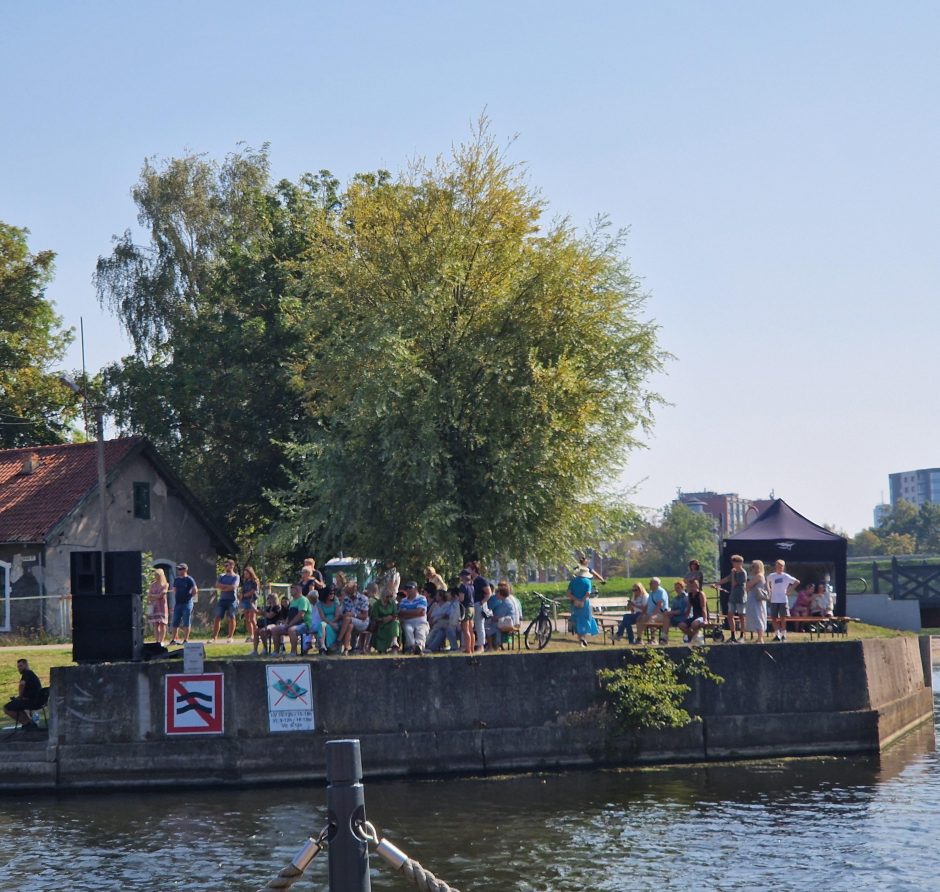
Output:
(4, 1), (939, 536)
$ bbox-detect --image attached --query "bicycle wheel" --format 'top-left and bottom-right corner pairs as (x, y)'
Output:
(525, 615), (552, 650)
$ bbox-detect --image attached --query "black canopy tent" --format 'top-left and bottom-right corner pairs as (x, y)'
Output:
(720, 499), (848, 616)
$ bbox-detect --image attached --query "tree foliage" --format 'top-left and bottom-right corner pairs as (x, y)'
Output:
(96, 147), (337, 561)
(633, 501), (717, 576)
(271, 125), (663, 568)
(0, 223), (78, 447)
(850, 499), (940, 556)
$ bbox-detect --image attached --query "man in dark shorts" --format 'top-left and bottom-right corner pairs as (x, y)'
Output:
(169, 563), (199, 646)
(4, 659), (43, 732)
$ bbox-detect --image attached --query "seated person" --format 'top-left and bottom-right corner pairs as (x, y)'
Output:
(667, 581), (690, 631)
(270, 585), (311, 655)
(485, 581), (522, 649)
(399, 582), (431, 655)
(810, 583), (834, 618)
(635, 578), (670, 644)
(337, 582), (371, 655)
(791, 583), (814, 618)
(616, 584), (649, 643)
(253, 593), (283, 655)
(426, 588), (454, 653)
(4, 658), (43, 732)
(678, 579), (709, 643)
(370, 586), (401, 653)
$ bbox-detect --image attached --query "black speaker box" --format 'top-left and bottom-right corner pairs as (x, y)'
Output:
(70, 551), (102, 597)
(72, 593), (144, 663)
(105, 550), (143, 595)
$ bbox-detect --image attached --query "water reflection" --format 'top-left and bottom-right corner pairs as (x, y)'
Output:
(1, 687), (937, 890)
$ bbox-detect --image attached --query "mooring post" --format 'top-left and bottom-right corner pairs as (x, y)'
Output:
(326, 738), (371, 892)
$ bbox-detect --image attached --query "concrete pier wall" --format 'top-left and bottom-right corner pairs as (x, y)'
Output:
(1, 637), (933, 792)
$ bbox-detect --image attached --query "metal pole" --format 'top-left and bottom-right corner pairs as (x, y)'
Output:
(326, 739), (370, 892)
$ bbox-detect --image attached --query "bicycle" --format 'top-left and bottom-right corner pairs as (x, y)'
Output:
(524, 592), (558, 650)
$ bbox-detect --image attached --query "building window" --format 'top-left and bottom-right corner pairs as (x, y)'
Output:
(133, 482), (151, 520)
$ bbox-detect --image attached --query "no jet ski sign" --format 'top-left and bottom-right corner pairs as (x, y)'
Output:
(266, 664), (315, 732)
(165, 673), (224, 735)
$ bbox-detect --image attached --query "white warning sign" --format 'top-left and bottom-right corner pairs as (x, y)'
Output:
(266, 664), (315, 732)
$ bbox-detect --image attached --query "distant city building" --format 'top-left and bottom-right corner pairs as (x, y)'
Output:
(675, 490), (772, 537)
(873, 503), (891, 527)
(888, 468), (940, 509)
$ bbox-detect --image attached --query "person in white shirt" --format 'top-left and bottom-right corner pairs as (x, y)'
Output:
(766, 559), (800, 641)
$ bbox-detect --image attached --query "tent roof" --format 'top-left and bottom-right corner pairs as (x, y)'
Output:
(726, 498), (844, 543)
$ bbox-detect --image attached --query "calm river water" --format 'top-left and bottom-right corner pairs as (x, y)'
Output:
(3, 672), (939, 891)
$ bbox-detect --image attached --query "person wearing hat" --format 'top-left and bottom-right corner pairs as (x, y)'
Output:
(567, 565), (599, 647)
(169, 562), (199, 646)
(398, 582), (431, 655)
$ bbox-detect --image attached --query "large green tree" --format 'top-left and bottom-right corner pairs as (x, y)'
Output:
(633, 502), (717, 577)
(272, 127), (663, 569)
(0, 223), (78, 447)
(96, 147), (336, 559)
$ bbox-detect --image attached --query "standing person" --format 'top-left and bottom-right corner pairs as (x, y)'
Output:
(208, 559), (239, 643)
(678, 579), (709, 644)
(147, 567), (169, 645)
(567, 566), (599, 648)
(4, 659), (43, 732)
(767, 559), (800, 641)
(168, 563), (198, 646)
(576, 555), (606, 585)
(684, 560), (705, 593)
(302, 558), (326, 595)
(615, 583), (649, 644)
(399, 581), (431, 655)
(745, 560), (769, 645)
(716, 555), (747, 643)
(468, 562), (493, 654)
(457, 569), (475, 653)
(370, 585), (401, 654)
(424, 565), (447, 592)
(378, 560), (400, 600)
(636, 578), (670, 644)
(240, 566), (260, 644)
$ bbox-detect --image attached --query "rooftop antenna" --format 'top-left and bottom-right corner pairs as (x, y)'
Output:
(79, 317), (90, 440)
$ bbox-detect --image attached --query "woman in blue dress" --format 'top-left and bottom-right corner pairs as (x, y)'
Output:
(568, 566), (599, 647)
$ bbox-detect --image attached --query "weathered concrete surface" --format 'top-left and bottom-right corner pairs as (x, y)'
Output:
(0, 637), (932, 791)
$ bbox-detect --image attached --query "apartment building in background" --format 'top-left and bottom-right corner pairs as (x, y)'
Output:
(888, 468), (940, 509)
(675, 490), (773, 537)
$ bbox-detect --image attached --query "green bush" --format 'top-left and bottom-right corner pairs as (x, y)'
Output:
(597, 648), (724, 732)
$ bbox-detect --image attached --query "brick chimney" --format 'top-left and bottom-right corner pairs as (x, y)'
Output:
(19, 453), (40, 475)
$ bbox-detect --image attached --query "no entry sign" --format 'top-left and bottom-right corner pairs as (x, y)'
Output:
(165, 673), (224, 735)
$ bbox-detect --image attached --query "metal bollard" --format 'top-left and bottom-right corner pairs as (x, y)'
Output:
(326, 739), (371, 892)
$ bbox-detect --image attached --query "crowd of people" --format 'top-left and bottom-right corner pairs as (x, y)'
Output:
(146, 559), (524, 656)
(144, 554), (838, 656)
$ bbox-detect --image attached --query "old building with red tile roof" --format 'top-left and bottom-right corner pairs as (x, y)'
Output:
(0, 438), (236, 635)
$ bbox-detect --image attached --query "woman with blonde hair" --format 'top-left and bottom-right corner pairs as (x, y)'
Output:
(424, 565), (446, 592)
(148, 568), (170, 645)
(745, 559), (769, 644)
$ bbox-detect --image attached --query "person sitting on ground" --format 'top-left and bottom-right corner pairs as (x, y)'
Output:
(635, 577), (670, 644)
(399, 582), (431, 655)
(810, 582), (834, 618)
(4, 659), (43, 732)
(370, 584), (401, 654)
(337, 581), (371, 655)
(208, 559), (240, 643)
(486, 580), (522, 649)
(253, 593), (281, 655)
(667, 580), (690, 636)
(615, 583), (649, 644)
(678, 579), (709, 644)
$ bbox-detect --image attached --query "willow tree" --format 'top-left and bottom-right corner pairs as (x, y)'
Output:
(275, 127), (663, 569)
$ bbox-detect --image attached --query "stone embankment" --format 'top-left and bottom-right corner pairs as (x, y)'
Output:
(0, 636), (933, 791)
